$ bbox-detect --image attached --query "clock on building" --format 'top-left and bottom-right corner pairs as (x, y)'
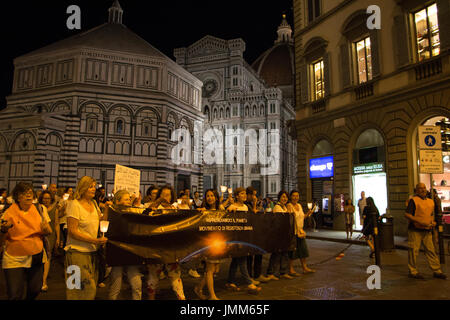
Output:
(202, 79), (218, 98)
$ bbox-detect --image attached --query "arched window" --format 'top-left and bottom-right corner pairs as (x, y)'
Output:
(204, 106), (210, 122)
(260, 105), (264, 116)
(245, 106), (249, 117)
(312, 139), (333, 157)
(116, 119), (124, 135)
(226, 107), (230, 118)
(86, 116), (98, 133)
(253, 106), (257, 116)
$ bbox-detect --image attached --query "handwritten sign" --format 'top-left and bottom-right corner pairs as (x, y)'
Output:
(113, 164), (141, 196)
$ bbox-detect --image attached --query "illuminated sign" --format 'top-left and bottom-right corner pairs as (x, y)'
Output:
(353, 163), (384, 175)
(310, 156), (334, 178)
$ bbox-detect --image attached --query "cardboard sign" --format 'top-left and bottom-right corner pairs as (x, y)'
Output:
(418, 126), (442, 150)
(113, 164), (141, 196)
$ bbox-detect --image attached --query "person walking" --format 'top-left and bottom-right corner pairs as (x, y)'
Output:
(362, 197), (380, 258)
(405, 183), (447, 280)
(64, 176), (108, 300)
(107, 190), (143, 300)
(287, 190), (315, 276)
(344, 199), (355, 239)
(266, 191), (294, 281)
(194, 189), (225, 300)
(38, 190), (60, 292)
(0, 182), (52, 300)
(226, 187), (261, 294)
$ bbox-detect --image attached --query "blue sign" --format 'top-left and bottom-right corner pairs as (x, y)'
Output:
(424, 135), (436, 147)
(310, 156), (334, 178)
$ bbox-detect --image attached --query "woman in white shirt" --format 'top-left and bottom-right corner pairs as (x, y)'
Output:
(287, 190), (315, 275)
(64, 176), (108, 300)
(265, 190), (293, 280)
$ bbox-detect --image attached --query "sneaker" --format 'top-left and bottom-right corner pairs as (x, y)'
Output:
(408, 273), (425, 280)
(280, 274), (294, 280)
(433, 272), (447, 280)
(189, 269), (201, 278)
(247, 284), (261, 294)
(266, 274), (279, 281)
(255, 275), (271, 283)
(251, 279), (261, 285)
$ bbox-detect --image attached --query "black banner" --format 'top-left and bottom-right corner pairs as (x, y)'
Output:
(105, 208), (295, 266)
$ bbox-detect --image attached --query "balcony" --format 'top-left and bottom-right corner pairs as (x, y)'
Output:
(415, 56), (442, 80)
(354, 81), (374, 100)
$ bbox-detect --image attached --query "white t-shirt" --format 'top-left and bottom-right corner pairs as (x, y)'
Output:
(273, 204), (288, 213)
(291, 203), (305, 235)
(65, 200), (100, 253)
(227, 203), (248, 212)
(2, 205), (51, 269)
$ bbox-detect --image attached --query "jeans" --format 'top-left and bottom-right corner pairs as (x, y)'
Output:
(247, 255), (262, 279)
(266, 251), (288, 277)
(227, 256), (252, 285)
(3, 251), (43, 300)
(108, 265), (142, 300)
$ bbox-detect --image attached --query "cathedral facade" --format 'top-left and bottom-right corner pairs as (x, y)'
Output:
(174, 16), (297, 197)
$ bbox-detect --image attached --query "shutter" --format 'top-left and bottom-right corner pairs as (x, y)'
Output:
(369, 29), (381, 77)
(393, 14), (410, 68)
(300, 63), (309, 103)
(323, 52), (331, 97)
(437, 0), (450, 52)
(340, 43), (351, 88)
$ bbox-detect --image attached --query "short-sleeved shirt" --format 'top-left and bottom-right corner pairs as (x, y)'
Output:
(2, 204), (50, 269)
(273, 204), (288, 213)
(65, 200), (100, 253)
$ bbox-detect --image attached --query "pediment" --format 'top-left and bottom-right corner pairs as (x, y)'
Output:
(187, 35), (229, 58)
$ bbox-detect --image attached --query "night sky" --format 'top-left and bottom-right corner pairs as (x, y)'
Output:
(0, 0), (294, 109)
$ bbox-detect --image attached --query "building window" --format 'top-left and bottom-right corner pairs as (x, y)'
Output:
(116, 119), (124, 135)
(355, 37), (373, 83)
(270, 103), (276, 114)
(233, 78), (238, 86)
(233, 106), (238, 117)
(143, 123), (151, 137)
(270, 122), (276, 130)
(87, 118), (97, 133)
(271, 182), (276, 193)
(414, 3), (440, 62)
(233, 66), (239, 75)
(308, 0), (321, 23)
(311, 59), (325, 100)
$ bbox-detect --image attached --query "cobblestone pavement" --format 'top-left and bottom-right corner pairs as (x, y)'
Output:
(0, 239), (448, 300)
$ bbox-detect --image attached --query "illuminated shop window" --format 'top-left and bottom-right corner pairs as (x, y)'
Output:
(355, 37), (372, 83)
(414, 3), (440, 62)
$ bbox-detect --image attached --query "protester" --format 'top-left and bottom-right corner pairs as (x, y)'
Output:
(266, 190), (293, 280)
(132, 191), (145, 208)
(176, 191), (192, 210)
(107, 190), (143, 300)
(95, 187), (112, 212)
(405, 183), (446, 280)
(287, 190), (315, 275)
(0, 182), (52, 300)
(245, 187), (269, 283)
(58, 187), (74, 249)
(0, 188), (7, 215)
(147, 185), (186, 300)
(193, 191), (202, 209)
(344, 199), (355, 239)
(64, 176), (108, 300)
(357, 191), (367, 227)
(39, 190), (60, 292)
(194, 189), (225, 300)
(226, 187), (261, 294)
(143, 186), (159, 209)
(362, 197), (380, 258)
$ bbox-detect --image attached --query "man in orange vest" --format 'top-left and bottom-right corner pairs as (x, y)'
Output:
(405, 183), (446, 280)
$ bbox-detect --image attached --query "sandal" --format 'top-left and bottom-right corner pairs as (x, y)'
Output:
(303, 268), (316, 274)
(289, 271), (301, 277)
(194, 286), (207, 300)
(225, 283), (241, 292)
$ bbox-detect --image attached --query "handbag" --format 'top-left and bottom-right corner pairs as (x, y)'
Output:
(34, 203), (51, 258)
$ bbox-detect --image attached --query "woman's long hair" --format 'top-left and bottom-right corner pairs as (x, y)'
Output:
(201, 189), (220, 210)
(365, 197), (379, 215)
(74, 176), (96, 201)
(156, 185), (175, 204)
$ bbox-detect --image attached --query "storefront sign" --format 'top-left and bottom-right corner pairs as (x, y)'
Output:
(310, 156), (334, 178)
(418, 126), (442, 150)
(353, 163), (384, 175)
(113, 164), (141, 196)
(419, 149), (444, 174)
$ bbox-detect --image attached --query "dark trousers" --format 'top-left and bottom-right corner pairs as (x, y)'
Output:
(60, 225), (68, 248)
(266, 251), (288, 277)
(246, 255), (262, 279)
(3, 251), (44, 300)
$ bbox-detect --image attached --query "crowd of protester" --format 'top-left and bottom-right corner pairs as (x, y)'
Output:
(0, 178), (445, 300)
